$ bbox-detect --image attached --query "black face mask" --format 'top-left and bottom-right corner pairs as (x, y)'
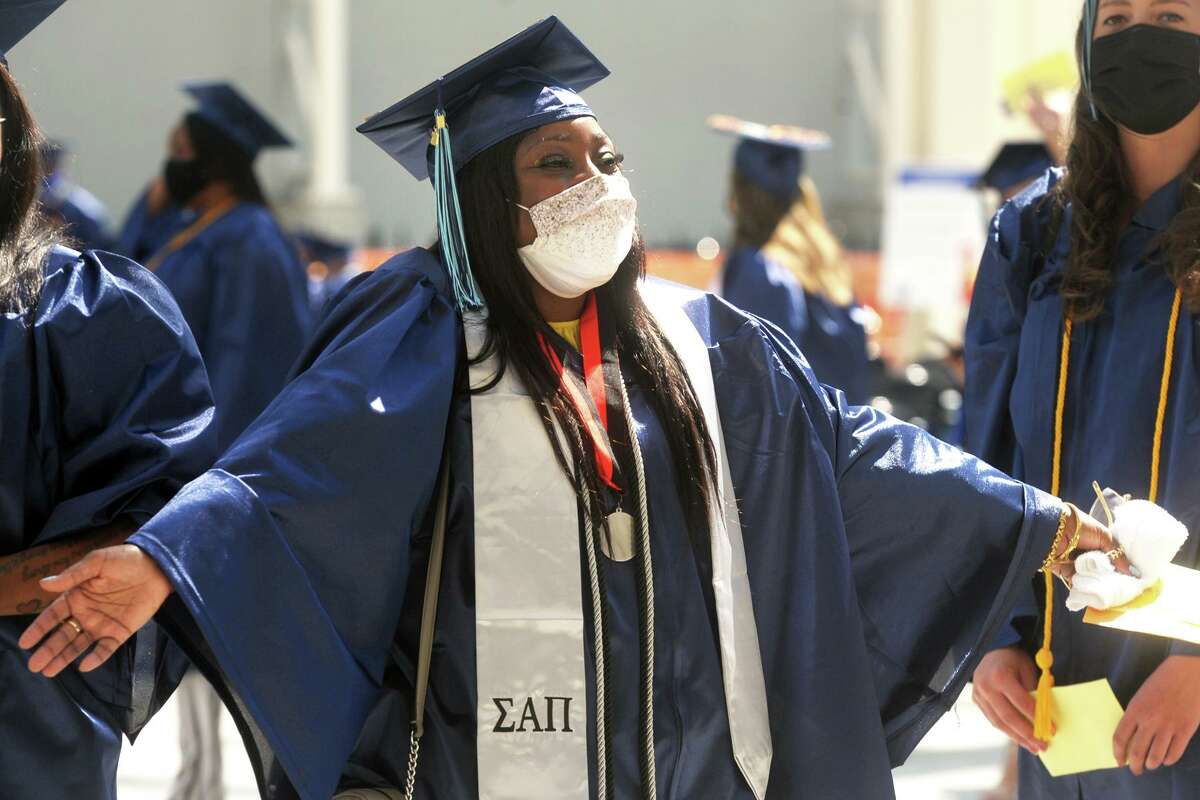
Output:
(1090, 24), (1200, 136)
(162, 158), (208, 205)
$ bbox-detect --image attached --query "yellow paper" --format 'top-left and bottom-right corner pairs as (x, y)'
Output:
(1001, 51), (1077, 112)
(1036, 680), (1124, 777)
(1084, 563), (1200, 645)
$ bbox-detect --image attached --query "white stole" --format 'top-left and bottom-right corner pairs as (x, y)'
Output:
(467, 282), (772, 800)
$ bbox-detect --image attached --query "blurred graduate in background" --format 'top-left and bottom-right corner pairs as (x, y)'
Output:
(296, 231), (360, 317)
(977, 142), (1055, 204)
(115, 172), (189, 263)
(38, 138), (113, 250)
(137, 81), (311, 800)
(145, 80), (311, 450)
(711, 115), (871, 403)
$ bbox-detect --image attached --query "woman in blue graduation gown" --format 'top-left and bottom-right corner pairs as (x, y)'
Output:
(39, 140), (115, 251)
(115, 178), (189, 262)
(712, 116), (871, 403)
(23, 18), (1123, 800)
(966, 3), (1200, 798)
(0, 14), (217, 797)
(143, 81), (312, 451)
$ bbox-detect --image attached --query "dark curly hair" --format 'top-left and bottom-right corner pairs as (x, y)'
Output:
(1057, 12), (1200, 321)
(0, 64), (60, 314)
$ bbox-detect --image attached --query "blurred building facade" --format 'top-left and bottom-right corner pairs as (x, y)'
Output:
(14, 0), (1076, 252)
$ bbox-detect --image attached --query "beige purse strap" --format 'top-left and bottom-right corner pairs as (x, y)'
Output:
(401, 455), (452, 799)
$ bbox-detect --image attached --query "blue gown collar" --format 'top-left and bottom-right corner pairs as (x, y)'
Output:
(1131, 172), (1185, 232)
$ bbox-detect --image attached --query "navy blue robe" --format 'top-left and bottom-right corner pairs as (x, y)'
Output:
(129, 247), (1063, 799)
(115, 189), (191, 263)
(721, 245), (870, 403)
(150, 202), (312, 450)
(0, 247), (216, 799)
(965, 169), (1200, 799)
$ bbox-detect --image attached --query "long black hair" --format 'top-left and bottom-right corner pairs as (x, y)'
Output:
(185, 113), (268, 206)
(455, 131), (718, 537)
(0, 64), (60, 314)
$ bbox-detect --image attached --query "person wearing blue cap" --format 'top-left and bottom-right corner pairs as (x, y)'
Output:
(145, 81), (312, 451)
(129, 80), (313, 800)
(38, 139), (115, 251)
(710, 115), (872, 404)
(978, 142), (1057, 203)
(296, 231), (359, 316)
(967, 2), (1200, 798)
(0, 2), (217, 798)
(114, 175), (192, 262)
(20, 16), (1127, 800)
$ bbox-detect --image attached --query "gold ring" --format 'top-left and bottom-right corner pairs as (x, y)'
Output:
(63, 617), (83, 636)
(1105, 548), (1125, 562)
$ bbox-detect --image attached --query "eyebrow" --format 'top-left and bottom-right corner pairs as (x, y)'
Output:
(1101, 0), (1190, 6)
(519, 131), (613, 154)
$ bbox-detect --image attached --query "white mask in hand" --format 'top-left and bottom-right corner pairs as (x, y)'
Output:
(516, 173), (637, 299)
(1066, 494), (1189, 612)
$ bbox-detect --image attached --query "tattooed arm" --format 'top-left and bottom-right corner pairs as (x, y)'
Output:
(0, 522), (134, 616)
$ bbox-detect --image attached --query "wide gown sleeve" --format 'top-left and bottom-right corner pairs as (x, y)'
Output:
(127, 256), (458, 800)
(742, 311), (1062, 763)
(34, 249), (217, 542)
(962, 173), (1060, 652)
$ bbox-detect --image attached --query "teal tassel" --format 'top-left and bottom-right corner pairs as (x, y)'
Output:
(431, 110), (484, 311)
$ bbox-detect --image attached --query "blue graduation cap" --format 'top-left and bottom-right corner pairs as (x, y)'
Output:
(182, 81), (293, 159)
(295, 232), (353, 265)
(708, 114), (832, 202)
(357, 16), (609, 310)
(0, 0), (66, 67)
(977, 142), (1054, 193)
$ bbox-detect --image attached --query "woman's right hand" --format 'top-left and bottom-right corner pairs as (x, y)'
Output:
(973, 646), (1046, 754)
(17, 544), (173, 677)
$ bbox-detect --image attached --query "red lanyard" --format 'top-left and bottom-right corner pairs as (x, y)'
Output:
(538, 293), (620, 491)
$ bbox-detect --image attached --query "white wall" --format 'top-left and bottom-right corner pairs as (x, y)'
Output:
(883, 0), (1081, 172)
(12, 0), (886, 249)
(12, 1), (1081, 252)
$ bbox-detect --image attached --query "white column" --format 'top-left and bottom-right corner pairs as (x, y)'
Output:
(308, 0), (351, 200)
(282, 0), (366, 241)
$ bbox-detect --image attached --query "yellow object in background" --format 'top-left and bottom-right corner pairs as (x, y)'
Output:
(1036, 680), (1124, 777)
(1001, 51), (1077, 112)
(1085, 563), (1200, 645)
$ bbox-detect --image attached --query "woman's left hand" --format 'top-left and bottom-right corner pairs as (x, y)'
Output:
(18, 544), (172, 677)
(1114, 656), (1200, 775)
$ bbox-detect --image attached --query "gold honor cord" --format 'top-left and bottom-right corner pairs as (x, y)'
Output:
(144, 198), (239, 273)
(1033, 288), (1184, 742)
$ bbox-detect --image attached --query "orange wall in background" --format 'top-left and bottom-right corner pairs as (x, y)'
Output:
(356, 246), (910, 362)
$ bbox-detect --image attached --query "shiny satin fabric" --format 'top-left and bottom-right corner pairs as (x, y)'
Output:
(149, 201), (313, 450)
(720, 245), (870, 404)
(465, 312), (591, 799)
(132, 247), (1062, 799)
(0, 247), (216, 799)
(965, 168), (1200, 799)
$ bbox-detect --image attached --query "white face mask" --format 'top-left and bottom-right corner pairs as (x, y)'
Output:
(515, 172), (638, 299)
